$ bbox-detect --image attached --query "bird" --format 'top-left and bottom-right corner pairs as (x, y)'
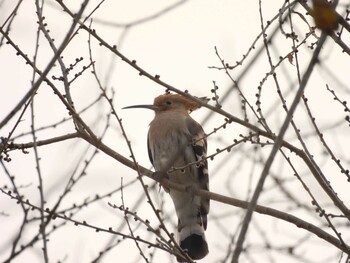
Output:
(123, 93), (210, 261)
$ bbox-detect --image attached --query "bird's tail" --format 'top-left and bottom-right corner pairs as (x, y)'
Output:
(177, 224), (208, 262)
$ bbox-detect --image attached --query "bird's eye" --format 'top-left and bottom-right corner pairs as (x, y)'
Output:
(165, 100), (172, 105)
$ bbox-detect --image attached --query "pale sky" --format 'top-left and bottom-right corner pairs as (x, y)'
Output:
(1, 0), (350, 262)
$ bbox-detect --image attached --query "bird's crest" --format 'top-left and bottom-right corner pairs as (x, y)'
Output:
(154, 93), (209, 112)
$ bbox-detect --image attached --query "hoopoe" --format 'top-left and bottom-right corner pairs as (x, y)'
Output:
(124, 93), (210, 261)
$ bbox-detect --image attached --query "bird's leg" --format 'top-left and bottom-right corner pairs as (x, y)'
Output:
(153, 171), (165, 192)
(152, 170), (168, 182)
(152, 170), (170, 191)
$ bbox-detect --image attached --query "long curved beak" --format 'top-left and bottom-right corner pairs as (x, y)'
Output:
(122, 104), (159, 111)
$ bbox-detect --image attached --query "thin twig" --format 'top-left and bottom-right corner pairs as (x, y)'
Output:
(231, 2), (330, 261)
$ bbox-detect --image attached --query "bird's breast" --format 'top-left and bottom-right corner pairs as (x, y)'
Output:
(148, 112), (194, 173)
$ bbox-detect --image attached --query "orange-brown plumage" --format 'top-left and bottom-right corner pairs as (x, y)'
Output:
(152, 93), (204, 113)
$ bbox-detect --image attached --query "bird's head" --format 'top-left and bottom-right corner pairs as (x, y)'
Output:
(123, 93), (209, 114)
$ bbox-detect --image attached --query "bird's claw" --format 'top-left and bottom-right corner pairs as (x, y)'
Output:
(152, 171), (168, 182)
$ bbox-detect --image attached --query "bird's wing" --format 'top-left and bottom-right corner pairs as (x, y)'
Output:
(187, 119), (210, 230)
(147, 131), (154, 166)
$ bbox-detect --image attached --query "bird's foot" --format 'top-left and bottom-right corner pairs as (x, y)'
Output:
(152, 171), (168, 182)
